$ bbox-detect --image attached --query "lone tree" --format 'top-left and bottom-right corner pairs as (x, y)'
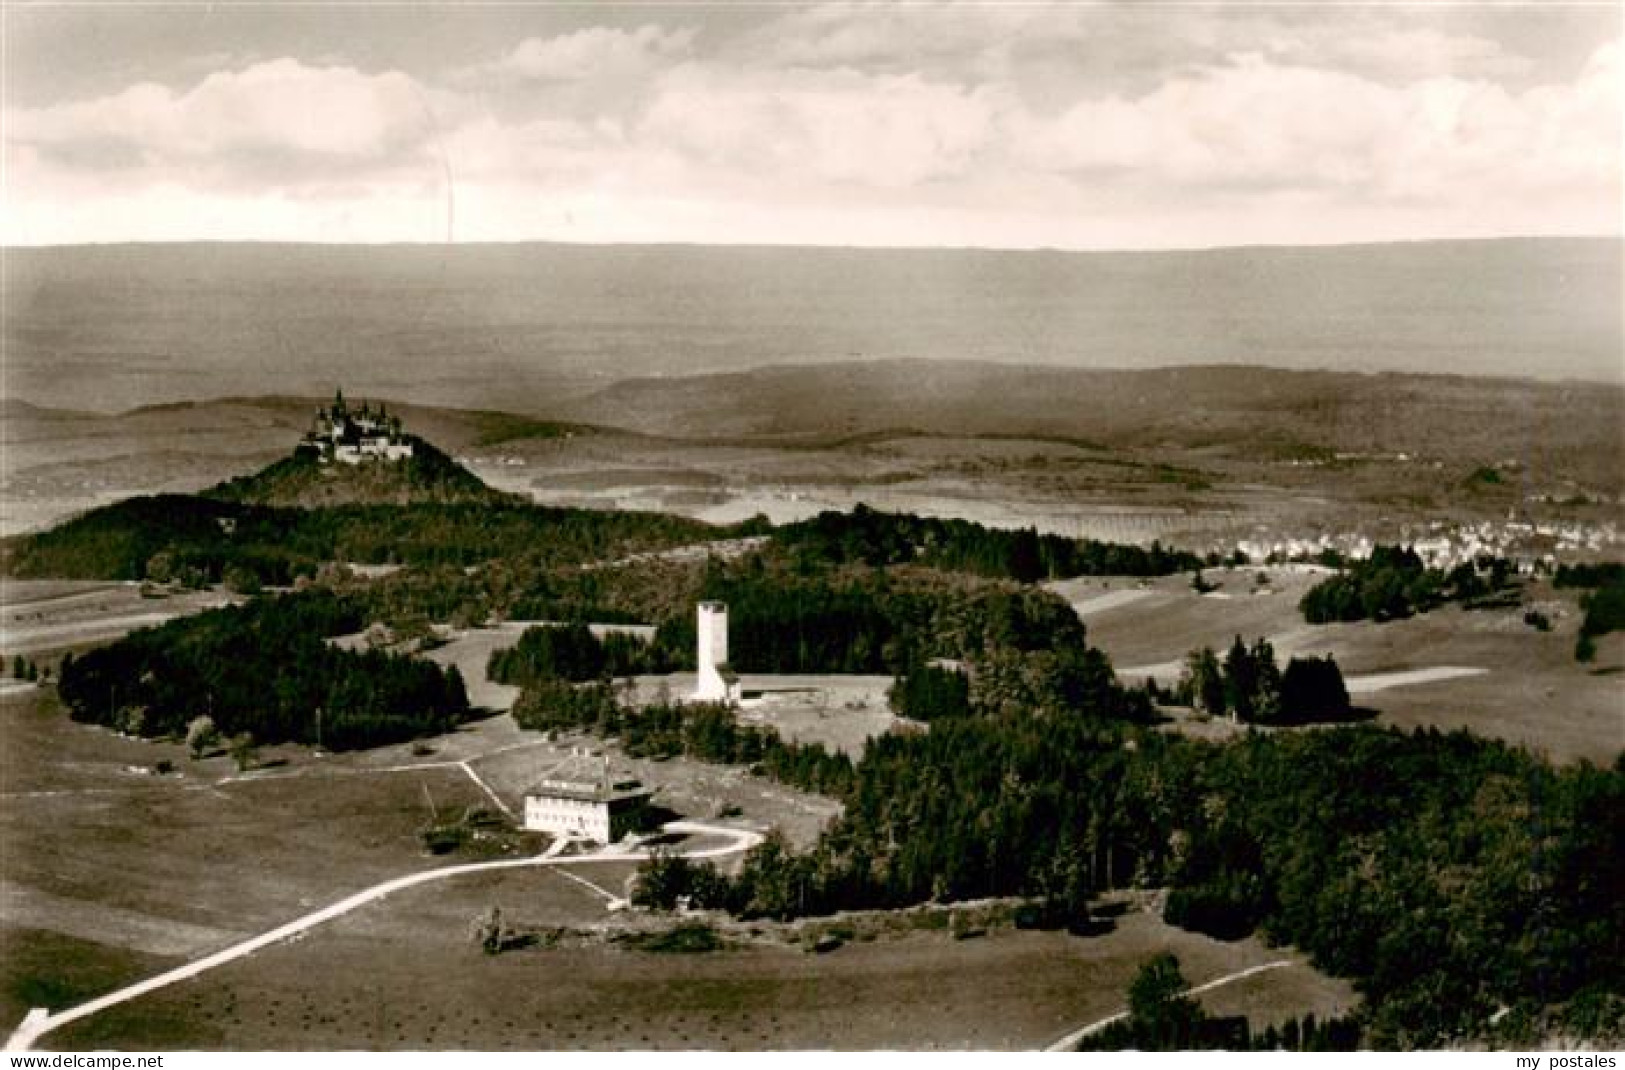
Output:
(1181, 648), (1226, 717)
(186, 715), (219, 759)
(471, 905), (506, 954)
(1277, 655), (1352, 723)
(1127, 953), (1205, 1047)
(229, 731), (259, 772)
(222, 565), (262, 596)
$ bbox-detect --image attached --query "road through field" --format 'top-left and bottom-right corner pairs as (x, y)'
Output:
(2, 821), (762, 1052)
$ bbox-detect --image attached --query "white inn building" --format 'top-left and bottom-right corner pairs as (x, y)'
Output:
(522, 752), (652, 844)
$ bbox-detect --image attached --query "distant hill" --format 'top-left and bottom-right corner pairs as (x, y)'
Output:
(1, 392), (598, 535)
(205, 432), (511, 507)
(559, 360), (1625, 487)
(5, 237), (1618, 415)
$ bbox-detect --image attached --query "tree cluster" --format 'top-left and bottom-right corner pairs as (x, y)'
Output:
(1300, 545), (1518, 624)
(1554, 562), (1625, 590)
(56, 590), (469, 749)
(510, 685), (856, 800)
(887, 660), (971, 721)
(1575, 576), (1625, 662)
(643, 554), (1101, 679)
(776, 504), (1202, 582)
(7, 655), (43, 682)
(1177, 638), (1350, 725)
(487, 623), (663, 686)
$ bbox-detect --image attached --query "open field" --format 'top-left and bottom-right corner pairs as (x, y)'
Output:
(0, 582), (236, 657)
(1055, 570), (1625, 764)
(41, 890), (1354, 1051)
(0, 688), (485, 1026)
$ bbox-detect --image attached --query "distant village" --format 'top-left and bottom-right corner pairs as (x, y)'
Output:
(301, 389), (414, 465)
(1232, 516), (1622, 573)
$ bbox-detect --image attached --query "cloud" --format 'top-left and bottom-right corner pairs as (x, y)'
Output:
(9, 58), (435, 186)
(3, 9), (1619, 247)
(493, 24), (695, 83)
(1021, 42), (1620, 201)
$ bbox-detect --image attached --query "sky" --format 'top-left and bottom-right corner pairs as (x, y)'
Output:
(3, 2), (1621, 250)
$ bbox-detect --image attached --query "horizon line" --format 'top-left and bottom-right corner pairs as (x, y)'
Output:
(4, 232), (1620, 259)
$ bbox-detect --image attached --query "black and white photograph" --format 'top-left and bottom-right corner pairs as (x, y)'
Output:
(1, 0), (1621, 1054)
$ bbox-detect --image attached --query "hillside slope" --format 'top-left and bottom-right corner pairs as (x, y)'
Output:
(205, 434), (511, 507)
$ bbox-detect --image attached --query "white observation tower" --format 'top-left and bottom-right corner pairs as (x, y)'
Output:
(694, 601), (739, 703)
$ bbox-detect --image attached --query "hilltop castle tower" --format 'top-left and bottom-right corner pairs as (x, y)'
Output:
(303, 388), (413, 465)
(694, 601), (739, 703)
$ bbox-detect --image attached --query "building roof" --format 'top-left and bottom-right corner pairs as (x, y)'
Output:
(524, 751), (652, 804)
(526, 779), (653, 805)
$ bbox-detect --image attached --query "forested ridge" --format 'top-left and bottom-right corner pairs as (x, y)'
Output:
(662, 556), (1148, 721)
(2, 494), (726, 585)
(777, 504), (1203, 580)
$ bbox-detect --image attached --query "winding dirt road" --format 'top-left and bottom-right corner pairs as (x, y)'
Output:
(3, 821), (762, 1052)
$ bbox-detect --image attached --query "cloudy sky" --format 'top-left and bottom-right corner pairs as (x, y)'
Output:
(4, 3), (1620, 249)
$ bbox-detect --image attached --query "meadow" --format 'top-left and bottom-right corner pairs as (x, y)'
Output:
(1054, 569), (1624, 764)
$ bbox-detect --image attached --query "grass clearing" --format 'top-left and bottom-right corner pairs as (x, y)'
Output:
(0, 585), (235, 657)
(0, 928), (177, 1028)
(1, 690), (507, 1020)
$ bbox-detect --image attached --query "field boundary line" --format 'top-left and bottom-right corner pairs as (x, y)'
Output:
(457, 760), (514, 818)
(551, 865), (621, 904)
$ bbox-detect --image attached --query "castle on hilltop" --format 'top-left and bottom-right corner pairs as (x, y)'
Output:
(302, 389), (414, 465)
